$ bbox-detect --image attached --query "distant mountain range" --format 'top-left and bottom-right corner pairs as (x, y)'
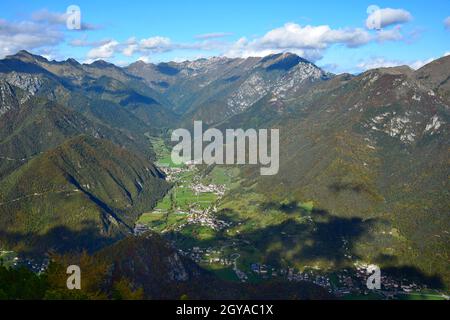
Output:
(0, 50), (448, 292)
(126, 52), (332, 124)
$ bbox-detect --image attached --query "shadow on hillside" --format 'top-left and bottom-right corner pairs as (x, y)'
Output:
(0, 221), (123, 258)
(171, 204), (446, 288)
(260, 201), (304, 214)
(372, 254), (444, 288)
(172, 205), (374, 266)
(215, 208), (252, 225)
(328, 182), (367, 194)
(242, 208), (374, 266)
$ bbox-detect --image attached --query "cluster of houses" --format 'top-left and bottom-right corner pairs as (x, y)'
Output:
(234, 264), (248, 282)
(191, 183), (226, 196)
(353, 262), (423, 293)
(152, 160), (440, 298)
(0, 251), (48, 274)
(178, 246), (233, 266)
(134, 223), (150, 235)
(250, 263), (332, 289)
(247, 262), (430, 297)
(141, 161), (232, 233)
(158, 166), (186, 182)
(186, 207), (231, 231)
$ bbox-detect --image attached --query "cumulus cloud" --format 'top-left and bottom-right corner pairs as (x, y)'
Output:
(0, 18), (64, 57)
(376, 26), (404, 42)
(139, 36), (172, 52)
(357, 56), (435, 71)
(259, 23), (370, 49)
(86, 40), (119, 60)
(117, 35), (228, 59)
(0, 8), (102, 58)
(357, 57), (403, 70)
(31, 9), (99, 30)
(225, 23), (395, 61)
(82, 35), (177, 61)
(98, 22), (389, 64)
(1, 7), (418, 68)
(122, 43), (138, 57)
(366, 8), (412, 29)
(120, 36), (174, 57)
(121, 37), (139, 56)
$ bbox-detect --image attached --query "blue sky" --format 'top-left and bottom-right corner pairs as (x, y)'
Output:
(1, 0), (449, 73)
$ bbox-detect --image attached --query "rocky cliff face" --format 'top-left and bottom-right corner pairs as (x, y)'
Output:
(0, 80), (20, 115)
(126, 52), (330, 123)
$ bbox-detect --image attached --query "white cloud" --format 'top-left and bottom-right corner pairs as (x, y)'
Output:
(31, 9), (99, 30)
(195, 32), (233, 40)
(225, 23), (382, 61)
(122, 37), (139, 56)
(0, 7), (420, 69)
(376, 26), (403, 42)
(259, 23), (371, 49)
(139, 36), (172, 52)
(0, 8), (103, 58)
(122, 44), (138, 57)
(31, 9), (67, 25)
(409, 58), (435, 70)
(86, 40), (119, 60)
(86, 36), (178, 62)
(137, 55), (151, 63)
(366, 8), (412, 29)
(357, 56), (435, 71)
(0, 18), (64, 57)
(445, 17), (450, 29)
(114, 35), (226, 60)
(357, 58), (403, 70)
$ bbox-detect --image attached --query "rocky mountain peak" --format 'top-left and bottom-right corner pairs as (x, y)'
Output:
(6, 50), (47, 64)
(86, 59), (116, 69)
(65, 58), (81, 66)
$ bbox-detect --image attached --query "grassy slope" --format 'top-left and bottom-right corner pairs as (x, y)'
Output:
(0, 135), (169, 255)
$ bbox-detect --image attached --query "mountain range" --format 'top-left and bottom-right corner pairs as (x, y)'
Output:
(0, 50), (448, 294)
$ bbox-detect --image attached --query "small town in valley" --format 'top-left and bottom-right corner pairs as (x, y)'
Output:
(131, 144), (449, 301)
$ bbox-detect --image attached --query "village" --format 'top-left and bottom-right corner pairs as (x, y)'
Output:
(168, 242), (436, 299)
(0, 250), (48, 274)
(134, 149), (449, 300)
(148, 163), (230, 231)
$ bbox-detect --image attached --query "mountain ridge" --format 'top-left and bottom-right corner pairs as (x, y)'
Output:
(0, 50), (449, 290)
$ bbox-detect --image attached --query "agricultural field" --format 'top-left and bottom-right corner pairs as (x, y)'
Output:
(146, 134), (183, 168)
(139, 137), (328, 276)
(136, 137), (450, 298)
(154, 187), (217, 211)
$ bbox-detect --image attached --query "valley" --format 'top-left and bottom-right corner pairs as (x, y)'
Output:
(0, 50), (448, 300)
(135, 136), (449, 300)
